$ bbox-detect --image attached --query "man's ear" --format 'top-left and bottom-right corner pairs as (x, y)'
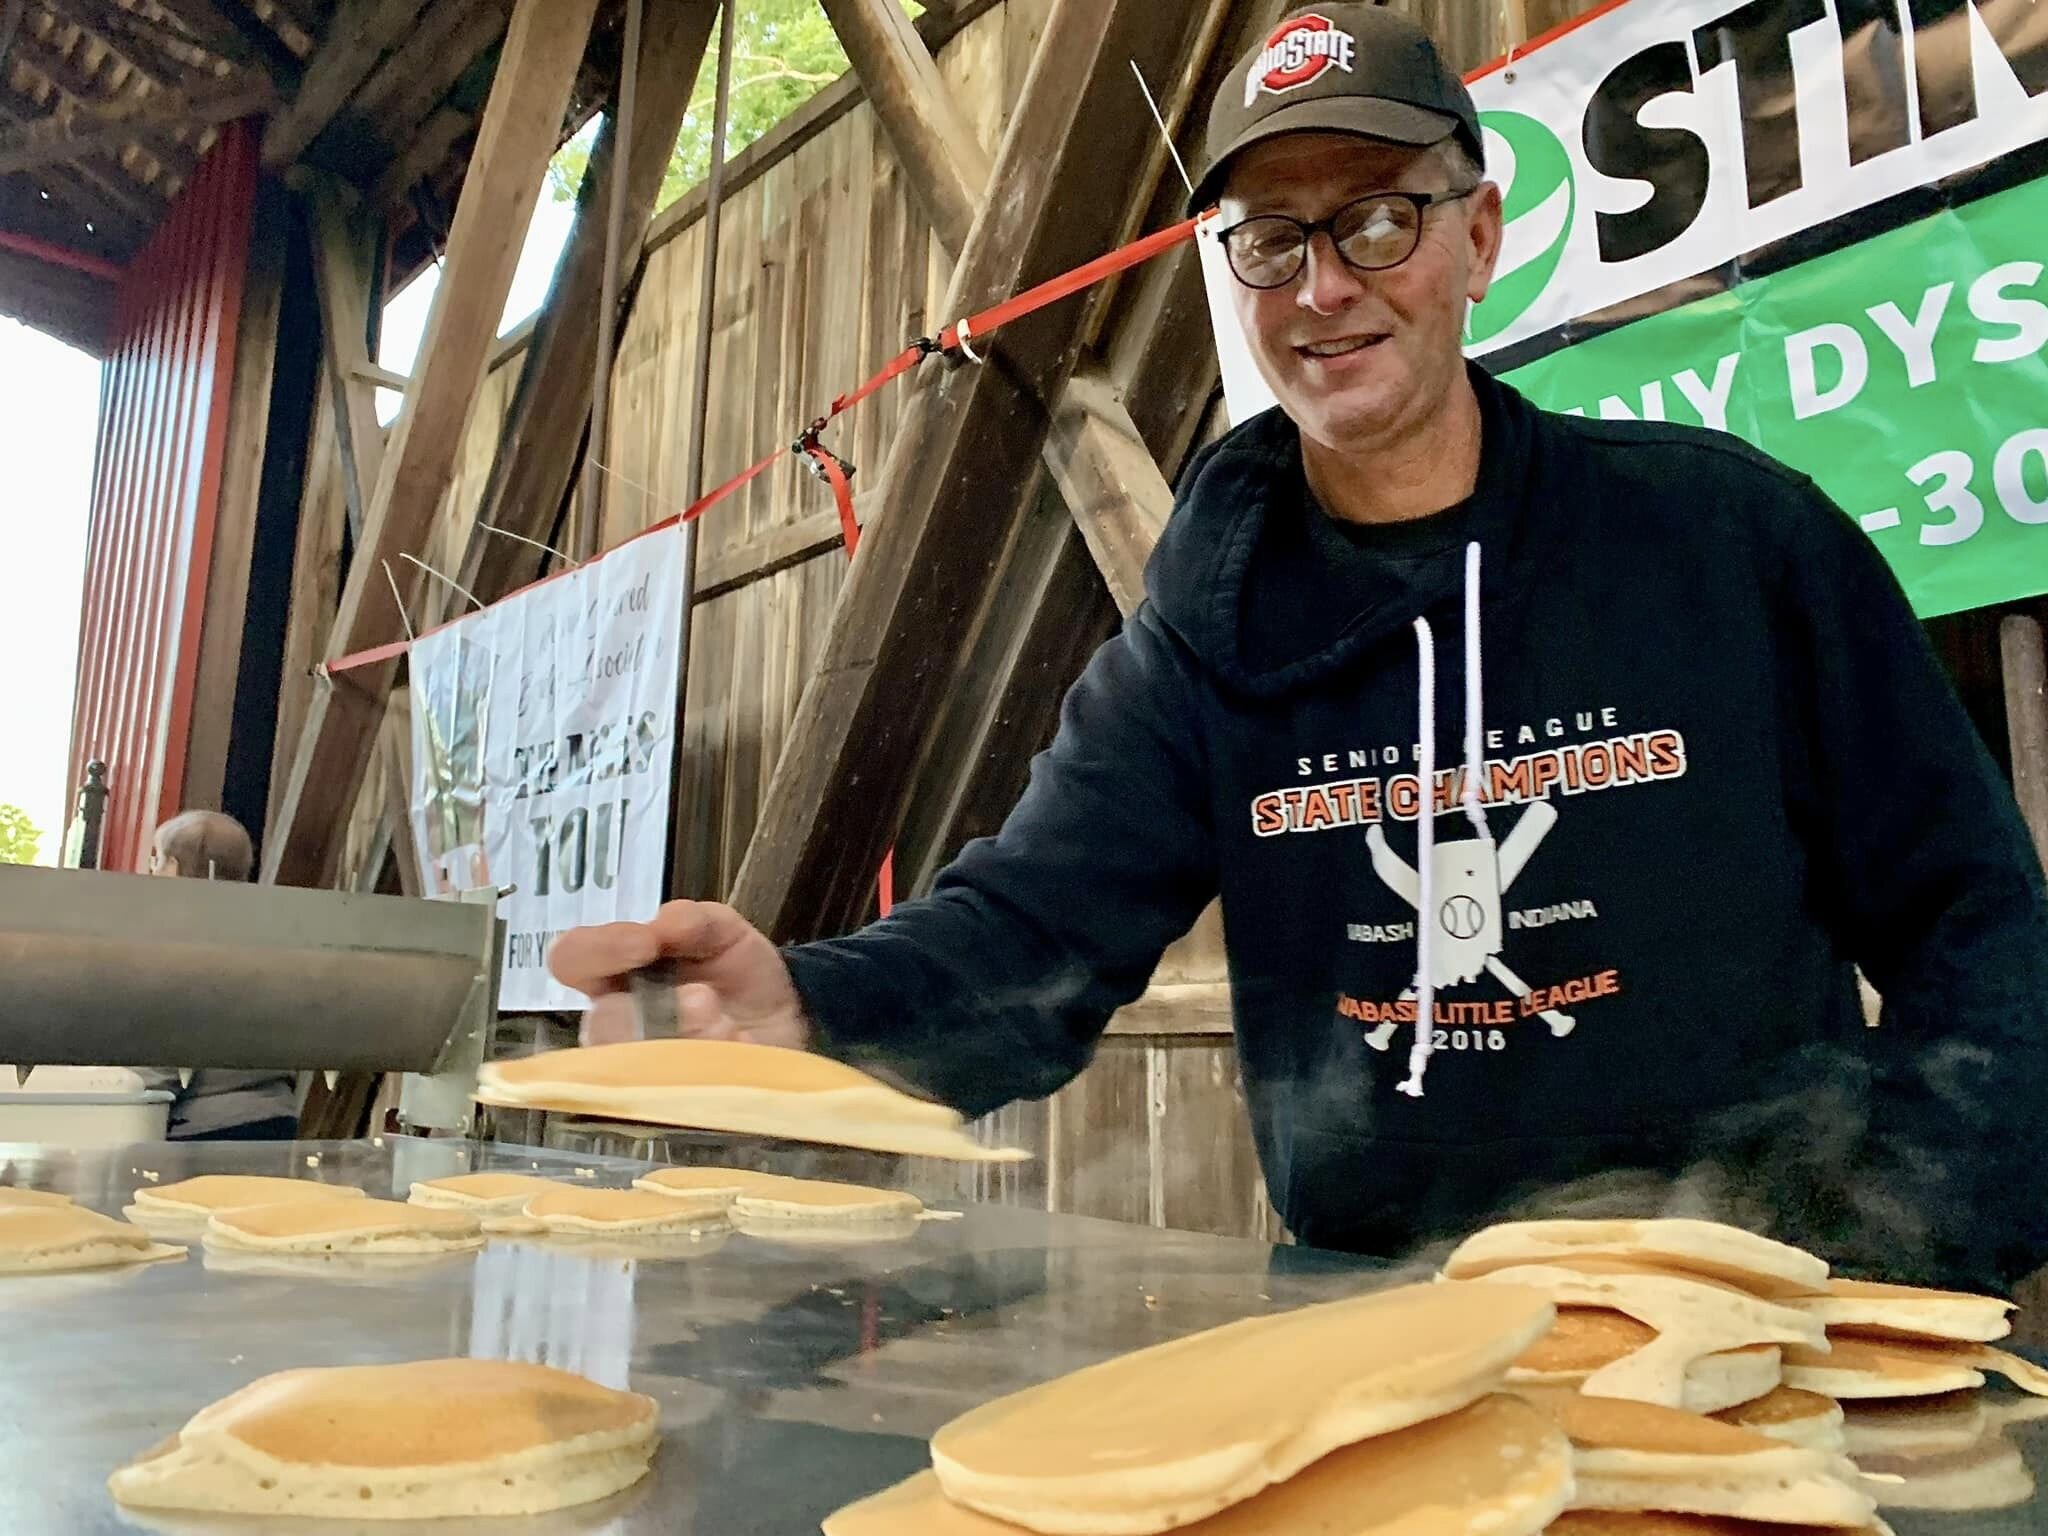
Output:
(1465, 181), (1505, 307)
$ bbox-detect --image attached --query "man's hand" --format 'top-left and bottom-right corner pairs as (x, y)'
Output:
(547, 902), (810, 1050)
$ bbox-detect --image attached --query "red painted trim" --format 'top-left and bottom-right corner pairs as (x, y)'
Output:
(68, 121), (259, 871)
(1463, 0), (1636, 85)
(0, 229), (123, 281)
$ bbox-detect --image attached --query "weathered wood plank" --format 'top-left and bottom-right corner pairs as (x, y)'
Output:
(729, 0), (1214, 941)
(260, 0), (417, 168)
(1153, 1040), (1268, 1236)
(302, 172), (382, 540)
(2003, 612), (2048, 872)
(692, 507), (847, 603)
(262, 0), (602, 887)
(819, 0), (989, 257)
(1046, 1040), (1149, 1226)
(449, 0), (714, 615)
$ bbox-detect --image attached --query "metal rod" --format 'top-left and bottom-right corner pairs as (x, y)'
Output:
(668, 0), (736, 897)
(582, 0), (644, 562)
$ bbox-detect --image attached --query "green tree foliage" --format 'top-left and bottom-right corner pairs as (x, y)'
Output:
(0, 804), (41, 865)
(549, 0), (922, 211)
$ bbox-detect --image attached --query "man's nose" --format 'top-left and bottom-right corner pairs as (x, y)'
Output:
(1295, 231), (1367, 316)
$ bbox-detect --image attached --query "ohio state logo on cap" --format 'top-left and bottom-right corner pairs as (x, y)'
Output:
(1244, 13), (1358, 108)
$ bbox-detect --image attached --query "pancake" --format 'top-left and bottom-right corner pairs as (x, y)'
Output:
(474, 1039), (1028, 1162)
(829, 1394), (1571, 1536)
(1444, 1220), (1829, 1300)
(0, 1205), (184, 1273)
(127, 1175), (365, 1236)
(1782, 1336), (1984, 1400)
(0, 1186), (73, 1208)
(1473, 1260), (1825, 1408)
(1710, 1388), (1845, 1454)
(632, 1165), (801, 1202)
(728, 1177), (922, 1223)
(733, 1214), (922, 1248)
(107, 1358), (658, 1517)
(1510, 1309), (1782, 1414)
(1790, 1279), (2012, 1343)
(1545, 1514), (1894, 1536)
(1519, 1388), (1874, 1527)
(407, 1173), (569, 1214)
(204, 1197), (484, 1255)
(930, 1281), (1555, 1535)
(514, 1187), (728, 1235)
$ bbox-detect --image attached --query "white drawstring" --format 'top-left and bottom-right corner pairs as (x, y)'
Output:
(1463, 541), (1487, 837)
(1401, 617), (1437, 1099)
(1400, 541), (1486, 1099)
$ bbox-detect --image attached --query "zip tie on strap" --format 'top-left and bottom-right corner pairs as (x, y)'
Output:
(953, 315), (985, 365)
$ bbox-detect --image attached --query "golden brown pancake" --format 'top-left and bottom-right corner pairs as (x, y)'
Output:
(0, 1205), (184, 1273)
(931, 1283), (1555, 1534)
(107, 1358), (658, 1517)
(130, 1175), (366, 1214)
(0, 1186), (73, 1209)
(1710, 1387), (1845, 1453)
(516, 1186), (728, 1233)
(729, 1177), (922, 1223)
(1444, 1219), (1830, 1299)
(632, 1166), (801, 1201)
(830, 1395), (1571, 1536)
(475, 1039), (1027, 1162)
(1782, 1336), (1986, 1399)
(1515, 1388), (1874, 1528)
(1545, 1514), (1893, 1535)
(1475, 1260), (1824, 1407)
(1791, 1278), (2013, 1344)
(406, 1173), (568, 1213)
(1511, 1309), (1782, 1414)
(204, 1197), (484, 1255)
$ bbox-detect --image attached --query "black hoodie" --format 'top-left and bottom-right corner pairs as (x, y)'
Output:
(785, 367), (2048, 1287)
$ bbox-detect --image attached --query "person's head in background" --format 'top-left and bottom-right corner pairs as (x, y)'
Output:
(147, 811), (253, 881)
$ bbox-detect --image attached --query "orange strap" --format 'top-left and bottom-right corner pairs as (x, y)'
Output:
(321, 212), (1207, 682)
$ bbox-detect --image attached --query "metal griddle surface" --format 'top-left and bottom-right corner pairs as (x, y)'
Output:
(2, 1138), (2044, 1535)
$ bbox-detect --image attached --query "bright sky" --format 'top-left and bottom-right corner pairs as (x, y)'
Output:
(0, 318), (99, 863)
(0, 129), (586, 866)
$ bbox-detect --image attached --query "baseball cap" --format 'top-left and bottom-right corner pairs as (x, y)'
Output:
(1191, 4), (1483, 213)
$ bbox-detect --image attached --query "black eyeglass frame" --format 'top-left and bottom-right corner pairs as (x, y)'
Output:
(1217, 187), (1479, 291)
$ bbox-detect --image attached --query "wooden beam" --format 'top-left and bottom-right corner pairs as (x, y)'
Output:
(0, 71), (270, 174)
(262, 0), (601, 887)
(370, 101), (468, 207)
(5, 26), (232, 181)
(303, 172), (383, 540)
(192, 0), (305, 89)
(2005, 611), (2048, 872)
(358, 0), (506, 140)
(692, 508), (849, 604)
(638, 0), (1005, 258)
(448, 0), (714, 615)
(348, 358), (408, 391)
(824, 0), (1216, 616)
(0, 0), (26, 73)
(728, 0), (1215, 942)
(818, 0), (988, 256)
(260, 0), (417, 169)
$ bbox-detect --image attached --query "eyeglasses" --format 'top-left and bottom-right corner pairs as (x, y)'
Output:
(1218, 187), (1477, 290)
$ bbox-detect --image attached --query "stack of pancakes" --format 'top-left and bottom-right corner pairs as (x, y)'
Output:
(826, 1282), (1577, 1535)
(1783, 1278), (2048, 1513)
(1447, 1219), (2048, 1526)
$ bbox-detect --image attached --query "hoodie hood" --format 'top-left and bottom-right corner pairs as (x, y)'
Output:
(1145, 364), (1550, 700)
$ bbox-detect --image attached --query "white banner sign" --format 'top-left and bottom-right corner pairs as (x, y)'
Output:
(409, 524), (685, 1011)
(1206, 0), (2048, 422)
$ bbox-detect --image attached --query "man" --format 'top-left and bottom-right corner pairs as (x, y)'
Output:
(142, 811), (300, 1141)
(553, 7), (2048, 1284)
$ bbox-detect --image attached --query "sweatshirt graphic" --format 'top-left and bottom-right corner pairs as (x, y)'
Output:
(785, 367), (2048, 1289)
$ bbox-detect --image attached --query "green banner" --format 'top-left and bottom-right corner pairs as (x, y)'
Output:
(1501, 176), (2048, 618)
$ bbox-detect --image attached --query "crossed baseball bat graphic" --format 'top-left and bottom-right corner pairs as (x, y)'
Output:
(1360, 799), (1577, 1050)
